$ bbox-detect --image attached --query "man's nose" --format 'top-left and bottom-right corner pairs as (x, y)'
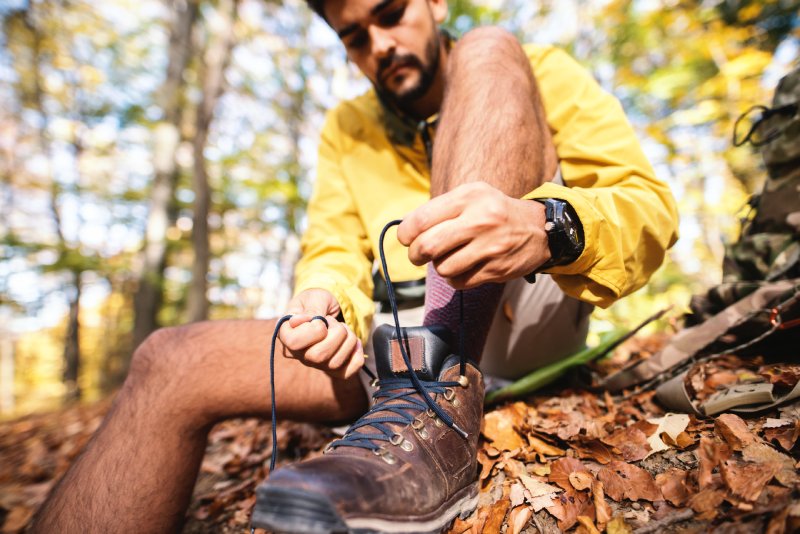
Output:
(369, 26), (395, 59)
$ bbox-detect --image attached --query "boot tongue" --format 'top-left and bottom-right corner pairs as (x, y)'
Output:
(373, 324), (454, 381)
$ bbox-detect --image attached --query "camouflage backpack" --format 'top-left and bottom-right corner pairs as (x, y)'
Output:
(603, 67), (800, 415)
(686, 66), (800, 321)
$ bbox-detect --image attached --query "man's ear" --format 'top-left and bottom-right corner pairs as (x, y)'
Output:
(429, 0), (448, 24)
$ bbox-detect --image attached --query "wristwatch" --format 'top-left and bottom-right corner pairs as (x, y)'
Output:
(524, 198), (585, 283)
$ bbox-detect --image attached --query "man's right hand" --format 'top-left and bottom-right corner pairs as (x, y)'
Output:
(278, 288), (365, 380)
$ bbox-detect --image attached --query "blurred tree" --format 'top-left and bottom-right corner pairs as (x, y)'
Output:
(187, 0), (240, 322)
(132, 0), (199, 347)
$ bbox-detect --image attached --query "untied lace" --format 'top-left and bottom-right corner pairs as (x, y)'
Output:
(266, 220), (468, 472)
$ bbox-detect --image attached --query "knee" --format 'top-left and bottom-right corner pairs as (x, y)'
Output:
(127, 325), (194, 389)
(450, 26), (526, 66)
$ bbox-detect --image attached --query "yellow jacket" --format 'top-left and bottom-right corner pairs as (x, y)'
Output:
(294, 44), (679, 342)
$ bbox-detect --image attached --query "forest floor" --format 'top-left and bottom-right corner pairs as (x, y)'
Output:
(1, 333), (799, 533)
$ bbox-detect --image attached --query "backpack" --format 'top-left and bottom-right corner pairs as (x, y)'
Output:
(602, 67), (800, 416)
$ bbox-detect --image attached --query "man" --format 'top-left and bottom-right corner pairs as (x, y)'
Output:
(31, 0), (678, 532)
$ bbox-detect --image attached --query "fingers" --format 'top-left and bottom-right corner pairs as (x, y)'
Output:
(397, 186), (472, 246)
(279, 317), (329, 355)
(407, 217), (478, 266)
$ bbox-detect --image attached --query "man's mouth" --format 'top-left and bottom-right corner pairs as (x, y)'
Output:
(381, 61), (412, 84)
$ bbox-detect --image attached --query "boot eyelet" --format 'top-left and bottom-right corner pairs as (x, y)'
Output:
(451, 398), (460, 407)
(390, 433), (404, 446)
(425, 408), (436, 417)
(400, 440), (414, 452)
(372, 447), (382, 456)
(381, 451), (398, 465)
(417, 427), (429, 439)
(411, 418), (425, 430)
(457, 375), (469, 388)
(433, 416), (444, 427)
(444, 388), (456, 401)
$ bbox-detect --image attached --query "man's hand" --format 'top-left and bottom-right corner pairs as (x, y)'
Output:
(279, 288), (365, 379)
(397, 182), (551, 289)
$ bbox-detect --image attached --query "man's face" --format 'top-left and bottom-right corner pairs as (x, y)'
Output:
(324, 0), (448, 108)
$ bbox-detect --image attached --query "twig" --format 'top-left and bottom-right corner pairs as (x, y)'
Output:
(632, 508), (694, 534)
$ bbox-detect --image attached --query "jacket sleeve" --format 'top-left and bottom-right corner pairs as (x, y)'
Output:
(293, 110), (375, 342)
(523, 46), (679, 308)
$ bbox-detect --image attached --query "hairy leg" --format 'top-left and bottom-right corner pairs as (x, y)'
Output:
(30, 319), (367, 534)
(432, 26), (558, 196)
(423, 27), (558, 361)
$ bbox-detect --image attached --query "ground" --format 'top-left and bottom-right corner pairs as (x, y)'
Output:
(1, 338), (799, 533)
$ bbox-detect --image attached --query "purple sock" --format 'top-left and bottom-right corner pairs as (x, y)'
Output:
(423, 264), (504, 363)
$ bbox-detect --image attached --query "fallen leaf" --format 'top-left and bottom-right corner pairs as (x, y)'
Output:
(759, 365), (800, 388)
(688, 487), (725, 520)
(519, 473), (561, 498)
(482, 497), (510, 533)
(509, 483), (525, 507)
(597, 461), (662, 502)
(602, 420), (657, 462)
(3, 506), (34, 532)
(545, 488), (594, 531)
(569, 471), (594, 491)
(655, 468), (690, 507)
(483, 410), (525, 451)
(715, 413), (758, 451)
(742, 442), (799, 486)
(528, 493), (556, 512)
(766, 506), (790, 534)
(506, 505), (532, 534)
(501, 457), (527, 479)
(592, 479), (612, 527)
(697, 436), (731, 488)
(527, 434), (565, 457)
(763, 421), (800, 451)
(529, 463), (550, 477)
(605, 515), (633, 534)
(646, 413), (690, 457)
(576, 515), (601, 534)
(477, 448), (497, 481)
(720, 459), (780, 501)
(662, 431), (695, 449)
(549, 457), (589, 492)
(571, 439), (616, 464)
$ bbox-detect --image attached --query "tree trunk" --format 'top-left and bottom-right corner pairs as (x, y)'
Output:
(62, 271), (82, 402)
(186, 0), (238, 322)
(132, 0), (198, 347)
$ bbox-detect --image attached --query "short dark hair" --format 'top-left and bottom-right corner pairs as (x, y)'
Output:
(305, 0), (326, 20)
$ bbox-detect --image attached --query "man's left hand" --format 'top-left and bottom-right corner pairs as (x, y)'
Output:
(397, 182), (551, 289)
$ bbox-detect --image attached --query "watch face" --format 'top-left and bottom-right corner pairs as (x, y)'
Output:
(548, 199), (584, 265)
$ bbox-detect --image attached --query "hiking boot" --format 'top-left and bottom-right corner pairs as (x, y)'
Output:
(252, 323), (484, 534)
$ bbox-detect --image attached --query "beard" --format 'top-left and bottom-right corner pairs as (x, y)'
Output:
(375, 30), (441, 110)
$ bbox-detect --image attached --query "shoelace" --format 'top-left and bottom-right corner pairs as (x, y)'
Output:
(266, 220), (467, 471)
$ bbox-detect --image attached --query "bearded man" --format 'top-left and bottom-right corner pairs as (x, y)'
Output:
(31, 0), (678, 532)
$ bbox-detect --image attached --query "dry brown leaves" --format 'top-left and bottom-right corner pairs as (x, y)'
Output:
(3, 350), (800, 533)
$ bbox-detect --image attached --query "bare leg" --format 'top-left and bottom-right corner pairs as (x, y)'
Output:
(424, 27), (559, 360)
(432, 27), (558, 196)
(30, 319), (367, 533)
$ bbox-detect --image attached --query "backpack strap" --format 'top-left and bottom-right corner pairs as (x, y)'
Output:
(601, 279), (800, 392)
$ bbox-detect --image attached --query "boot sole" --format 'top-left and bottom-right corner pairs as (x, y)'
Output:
(252, 482), (479, 534)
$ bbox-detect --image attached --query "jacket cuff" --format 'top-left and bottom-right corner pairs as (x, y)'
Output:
(523, 182), (624, 307)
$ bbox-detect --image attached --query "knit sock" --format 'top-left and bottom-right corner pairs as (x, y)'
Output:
(422, 264), (504, 363)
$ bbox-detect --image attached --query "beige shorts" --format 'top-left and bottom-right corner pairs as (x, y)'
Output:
(362, 275), (593, 396)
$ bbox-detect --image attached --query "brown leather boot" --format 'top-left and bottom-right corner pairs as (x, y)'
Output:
(252, 323), (484, 534)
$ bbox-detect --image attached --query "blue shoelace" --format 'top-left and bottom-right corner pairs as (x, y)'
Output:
(266, 220), (468, 472)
